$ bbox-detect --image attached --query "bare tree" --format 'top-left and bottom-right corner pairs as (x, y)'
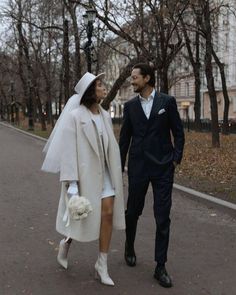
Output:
(197, 0), (220, 147)
(64, 0), (82, 82)
(179, 11), (202, 130)
(92, 0), (190, 97)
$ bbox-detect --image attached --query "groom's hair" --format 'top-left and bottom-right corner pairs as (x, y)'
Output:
(132, 63), (155, 87)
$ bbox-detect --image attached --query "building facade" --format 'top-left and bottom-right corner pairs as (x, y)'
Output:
(102, 3), (236, 122)
(169, 3), (236, 121)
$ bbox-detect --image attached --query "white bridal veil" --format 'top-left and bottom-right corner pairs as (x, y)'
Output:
(41, 72), (105, 173)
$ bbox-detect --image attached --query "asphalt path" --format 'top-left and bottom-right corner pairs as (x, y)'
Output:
(0, 124), (235, 295)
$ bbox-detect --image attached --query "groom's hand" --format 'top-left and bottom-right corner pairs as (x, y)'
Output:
(173, 161), (178, 168)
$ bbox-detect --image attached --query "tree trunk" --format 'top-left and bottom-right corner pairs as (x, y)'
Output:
(16, 9), (40, 130)
(59, 67), (63, 115)
(180, 16), (201, 130)
(0, 85), (7, 120)
(212, 49), (230, 135)
(203, 3), (220, 147)
(193, 29), (201, 130)
(193, 65), (201, 130)
(102, 58), (140, 110)
(159, 68), (169, 94)
(36, 96), (47, 131)
(66, 3), (81, 83)
(63, 18), (70, 104)
(16, 10), (31, 125)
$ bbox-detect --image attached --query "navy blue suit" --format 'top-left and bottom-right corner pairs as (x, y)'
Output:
(119, 91), (185, 264)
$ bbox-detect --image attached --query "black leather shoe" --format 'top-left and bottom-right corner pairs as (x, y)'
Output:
(124, 242), (136, 267)
(154, 266), (172, 288)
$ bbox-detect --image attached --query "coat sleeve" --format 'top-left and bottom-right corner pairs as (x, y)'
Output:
(168, 96), (185, 164)
(59, 113), (79, 182)
(119, 102), (132, 172)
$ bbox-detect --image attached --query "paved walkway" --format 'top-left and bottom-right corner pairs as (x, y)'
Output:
(0, 123), (235, 295)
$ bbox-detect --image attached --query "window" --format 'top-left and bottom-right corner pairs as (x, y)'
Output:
(174, 84), (177, 96)
(225, 65), (229, 81)
(233, 97), (236, 112)
(185, 82), (189, 97)
(225, 33), (229, 51)
(176, 83), (181, 96)
(213, 65), (218, 81)
(235, 64), (236, 82)
(213, 33), (219, 51)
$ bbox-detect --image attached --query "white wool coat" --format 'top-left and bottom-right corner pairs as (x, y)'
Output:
(56, 105), (125, 242)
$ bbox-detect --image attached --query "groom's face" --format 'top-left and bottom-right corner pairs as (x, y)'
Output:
(131, 68), (150, 93)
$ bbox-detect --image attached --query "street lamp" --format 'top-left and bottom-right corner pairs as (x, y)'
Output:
(83, 3), (96, 73)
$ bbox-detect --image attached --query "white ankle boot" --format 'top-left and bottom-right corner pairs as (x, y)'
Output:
(57, 238), (71, 269)
(94, 252), (114, 286)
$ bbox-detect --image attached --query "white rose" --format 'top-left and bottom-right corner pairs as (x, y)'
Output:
(68, 195), (92, 221)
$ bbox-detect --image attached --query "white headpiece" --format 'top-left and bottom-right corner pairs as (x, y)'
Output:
(41, 72), (105, 173)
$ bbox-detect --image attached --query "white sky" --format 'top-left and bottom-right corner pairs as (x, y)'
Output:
(0, 0), (9, 38)
(0, 0), (7, 7)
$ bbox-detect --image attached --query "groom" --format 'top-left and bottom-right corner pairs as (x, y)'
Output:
(119, 63), (185, 288)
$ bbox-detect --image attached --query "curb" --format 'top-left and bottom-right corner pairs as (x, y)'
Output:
(1, 121), (235, 211)
(0, 121), (47, 142)
(173, 184), (236, 211)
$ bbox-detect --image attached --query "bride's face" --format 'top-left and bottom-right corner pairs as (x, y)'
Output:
(95, 79), (107, 103)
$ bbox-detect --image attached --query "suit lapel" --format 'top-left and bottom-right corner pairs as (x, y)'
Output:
(80, 106), (100, 157)
(133, 96), (148, 121)
(149, 92), (165, 119)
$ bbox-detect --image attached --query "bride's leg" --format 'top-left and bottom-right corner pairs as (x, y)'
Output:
(57, 237), (72, 269)
(95, 196), (115, 286)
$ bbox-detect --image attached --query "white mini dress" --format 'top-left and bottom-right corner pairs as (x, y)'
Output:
(90, 112), (115, 198)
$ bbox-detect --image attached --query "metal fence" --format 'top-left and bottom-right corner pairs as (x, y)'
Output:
(112, 117), (236, 134)
(182, 119), (236, 134)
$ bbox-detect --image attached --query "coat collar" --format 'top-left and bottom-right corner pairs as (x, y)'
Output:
(80, 105), (99, 157)
(80, 105), (109, 158)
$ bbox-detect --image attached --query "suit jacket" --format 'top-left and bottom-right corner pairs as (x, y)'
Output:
(119, 91), (185, 178)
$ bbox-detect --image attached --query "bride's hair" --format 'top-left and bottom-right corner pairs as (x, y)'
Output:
(80, 79), (97, 108)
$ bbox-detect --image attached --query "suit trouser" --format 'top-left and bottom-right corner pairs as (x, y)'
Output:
(126, 164), (174, 265)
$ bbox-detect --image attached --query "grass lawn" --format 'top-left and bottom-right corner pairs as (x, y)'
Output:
(175, 131), (236, 203)
(16, 121), (52, 139)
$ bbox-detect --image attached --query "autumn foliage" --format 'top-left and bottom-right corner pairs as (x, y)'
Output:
(175, 131), (236, 202)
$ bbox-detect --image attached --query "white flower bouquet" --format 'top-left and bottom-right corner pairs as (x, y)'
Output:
(68, 194), (93, 220)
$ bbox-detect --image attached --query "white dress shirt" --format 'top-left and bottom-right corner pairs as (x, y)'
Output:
(139, 89), (155, 119)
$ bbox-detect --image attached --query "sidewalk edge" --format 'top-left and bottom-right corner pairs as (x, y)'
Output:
(0, 121), (47, 142)
(174, 183), (236, 210)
